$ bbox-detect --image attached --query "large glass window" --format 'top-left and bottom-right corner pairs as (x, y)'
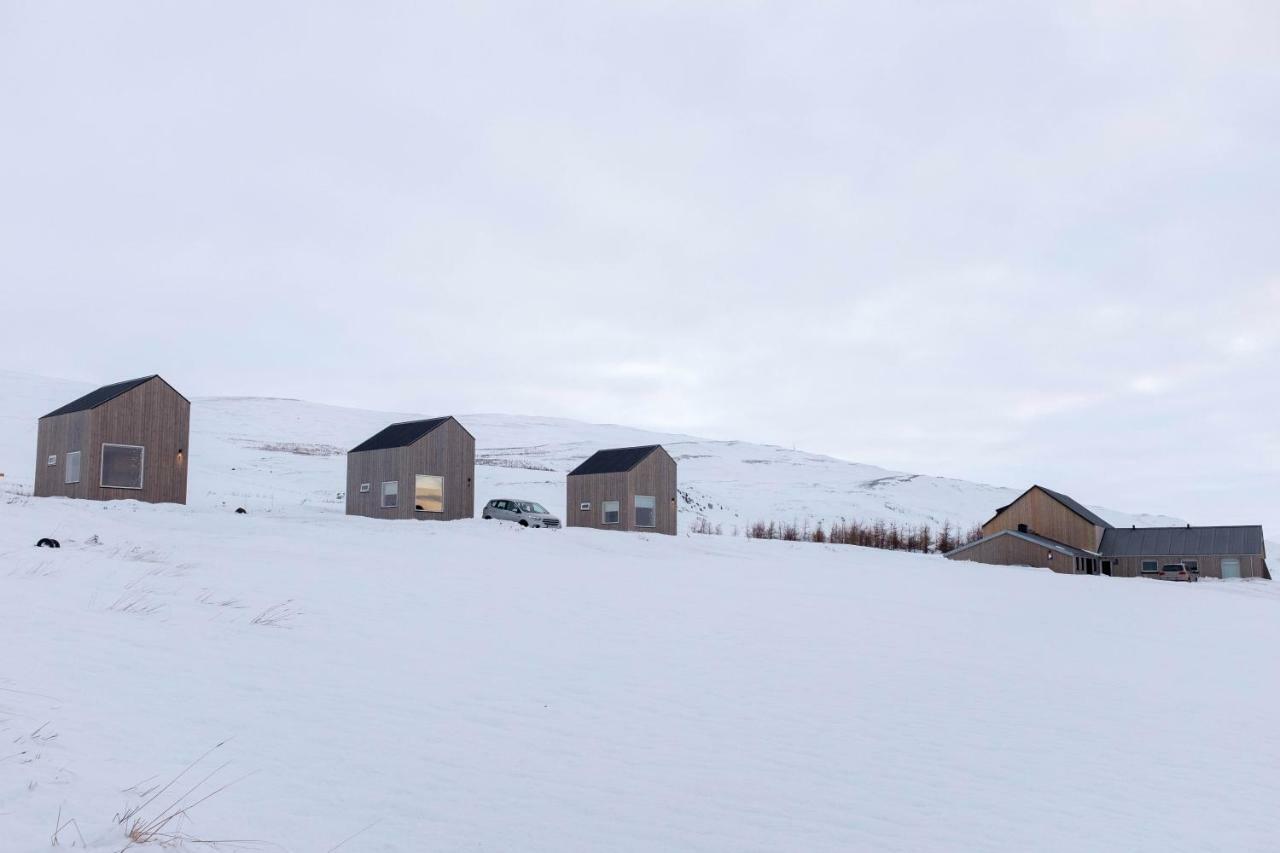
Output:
(381, 480), (399, 508)
(602, 500), (620, 524)
(635, 495), (656, 528)
(65, 451), (81, 485)
(101, 444), (144, 489)
(415, 475), (444, 512)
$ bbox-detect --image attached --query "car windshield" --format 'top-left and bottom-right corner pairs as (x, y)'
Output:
(518, 502), (547, 514)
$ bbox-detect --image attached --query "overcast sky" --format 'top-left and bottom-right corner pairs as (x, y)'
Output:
(2, 2), (1277, 531)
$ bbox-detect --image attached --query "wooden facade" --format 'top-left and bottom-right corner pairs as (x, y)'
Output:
(1103, 553), (1268, 580)
(34, 376), (190, 505)
(345, 417), (475, 521)
(980, 486), (1105, 552)
(566, 446), (677, 535)
(953, 484), (1269, 581)
(946, 531), (1078, 572)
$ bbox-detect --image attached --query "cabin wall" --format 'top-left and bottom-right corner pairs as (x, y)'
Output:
(630, 450), (678, 535)
(566, 471), (632, 531)
(1106, 554), (1268, 580)
(981, 487), (1102, 551)
(345, 421), (475, 521)
(946, 535), (1068, 572)
(33, 411), (91, 498)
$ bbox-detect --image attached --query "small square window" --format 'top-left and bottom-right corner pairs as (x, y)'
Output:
(101, 444), (144, 490)
(47, 455), (57, 466)
(381, 481), (399, 508)
(602, 500), (620, 524)
(1141, 560), (1158, 573)
(359, 483), (371, 493)
(580, 502), (591, 511)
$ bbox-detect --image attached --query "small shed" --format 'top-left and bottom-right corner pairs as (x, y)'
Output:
(566, 445), (677, 535)
(345, 417), (475, 521)
(34, 375), (191, 504)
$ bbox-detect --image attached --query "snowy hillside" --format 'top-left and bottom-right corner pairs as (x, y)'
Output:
(0, 371), (1180, 533)
(1, 370), (1278, 851)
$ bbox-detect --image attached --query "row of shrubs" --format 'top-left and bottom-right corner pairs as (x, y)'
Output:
(691, 516), (983, 554)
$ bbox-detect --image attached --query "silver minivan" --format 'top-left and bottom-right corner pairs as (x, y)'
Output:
(482, 499), (561, 528)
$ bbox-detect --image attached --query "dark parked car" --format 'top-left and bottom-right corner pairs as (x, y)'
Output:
(482, 499), (561, 528)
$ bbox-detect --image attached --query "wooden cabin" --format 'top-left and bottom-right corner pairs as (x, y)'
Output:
(34, 375), (190, 504)
(946, 484), (1270, 579)
(566, 445), (677, 535)
(345, 417), (475, 521)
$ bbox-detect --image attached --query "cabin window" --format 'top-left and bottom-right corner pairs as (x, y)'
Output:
(359, 483), (371, 493)
(100, 444), (144, 489)
(381, 481), (398, 508)
(1184, 560), (1198, 573)
(602, 500), (620, 524)
(1141, 560), (1158, 573)
(64, 451), (81, 484)
(47, 454), (57, 466)
(579, 502), (591, 511)
(415, 475), (444, 513)
(635, 495), (656, 528)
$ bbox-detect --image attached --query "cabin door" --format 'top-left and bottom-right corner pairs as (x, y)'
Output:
(1101, 560), (1113, 576)
(1221, 558), (1241, 579)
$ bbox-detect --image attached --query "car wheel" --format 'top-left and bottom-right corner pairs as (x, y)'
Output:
(519, 520), (529, 527)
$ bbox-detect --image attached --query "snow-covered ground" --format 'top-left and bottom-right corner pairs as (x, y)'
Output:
(2, 371), (1276, 852)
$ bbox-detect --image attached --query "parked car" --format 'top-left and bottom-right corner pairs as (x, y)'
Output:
(482, 499), (561, 528)
(1151, 563), (1199, 582)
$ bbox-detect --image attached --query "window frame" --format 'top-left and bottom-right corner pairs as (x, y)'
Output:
(359, 483), (371, 493)
(100, 443), (145, 490)
(47, 454), (57, 466)
(1141, 560), (1158, 574)
(414, 474), (445, 513)
(601, 500), (620, 525)
(634, 495), (657, 528)
(65, 450), (81, 485)
(381, 480), (399, 508)
(579, 501), (591, 511)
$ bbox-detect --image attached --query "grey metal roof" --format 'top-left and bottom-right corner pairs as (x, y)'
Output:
(42, 375), (168, 418)
(568, 445), (663, 476)
(350, 417), (451, 453)
(992, 485), (1113, 530)
(1100, 526), (1266, 557)
(946, 528), (1097, 559)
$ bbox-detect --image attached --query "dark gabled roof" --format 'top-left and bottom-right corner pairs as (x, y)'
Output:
(350, 417), (452, 453)
(992, 484), (1113, 530)
(42, 375), (169, 418)
(946, 528), (1097, 560)
(568, 444), (663, 476)
(1100, 526), (1266, 557)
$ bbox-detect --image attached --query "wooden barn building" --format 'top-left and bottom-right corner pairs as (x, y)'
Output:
(945, 485), (1269, 580)
(566, 445), (677, 535)
(345, 417), (475, 521)
(34, 375), (190, 504)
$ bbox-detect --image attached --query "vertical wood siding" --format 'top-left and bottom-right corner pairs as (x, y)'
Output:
(34, 378), (190, 504)
(1106, 554), (1268, 580)
(946, 535), (1067, 572)
(345, 418), (475, 521)
(566, 448), (677, 535)
(981, 487), (1104, 551)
